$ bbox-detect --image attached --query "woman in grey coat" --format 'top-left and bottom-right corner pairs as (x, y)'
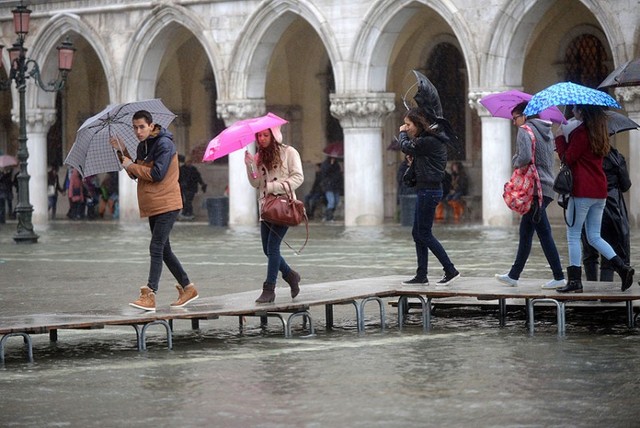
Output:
(495, 102), (565, 289)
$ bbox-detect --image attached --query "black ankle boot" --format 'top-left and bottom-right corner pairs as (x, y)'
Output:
(255, 282), (276, 303)
(557, 266), (583, 293)
(610, 256), (635, 291)
(283, 269), (300, 298)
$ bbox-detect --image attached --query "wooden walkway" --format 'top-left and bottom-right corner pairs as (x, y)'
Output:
(2, 275), (639, 363)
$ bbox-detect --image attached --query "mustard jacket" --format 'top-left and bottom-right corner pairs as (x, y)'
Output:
(125, 126), (183, 218)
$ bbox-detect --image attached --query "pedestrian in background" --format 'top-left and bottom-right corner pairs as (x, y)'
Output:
(111, 110), (198, 311)
(47, 165), (64, 220)
(320, 155), (342, 222)
(582, 147), (631, 281)
(244, 125), (303, 303)
(179, 156), (207, 220)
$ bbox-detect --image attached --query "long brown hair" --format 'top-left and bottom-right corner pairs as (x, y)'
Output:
(577, 105), (610, 157)
(404, 108), (432, 136)
(256, 129), (283, 171)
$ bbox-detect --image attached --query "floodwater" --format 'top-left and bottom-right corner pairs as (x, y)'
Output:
(1, 220), (639, 427)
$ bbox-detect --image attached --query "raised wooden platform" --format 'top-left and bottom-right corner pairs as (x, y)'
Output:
(2, 276), (639, 363)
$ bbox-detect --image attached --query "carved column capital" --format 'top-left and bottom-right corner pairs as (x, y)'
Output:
(329, 93), (396, 128)
(615, 87), (640, 112)
(216, 99), (266, 123)
(12, 108), (57, 133)
(467, 90), (494, 117)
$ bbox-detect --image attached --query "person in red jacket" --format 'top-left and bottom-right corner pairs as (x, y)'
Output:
(554, 105), (634, 293)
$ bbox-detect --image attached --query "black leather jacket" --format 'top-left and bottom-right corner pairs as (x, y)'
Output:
(399, 129), (449, 189)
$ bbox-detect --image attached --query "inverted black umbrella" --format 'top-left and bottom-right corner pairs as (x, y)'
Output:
(412, 70), (443, 120)
(598, 58), (640, 89)
(606, 111), (639, 135)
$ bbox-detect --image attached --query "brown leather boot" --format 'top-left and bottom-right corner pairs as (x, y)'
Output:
(283, 269), (301, 298)
(170, 283), (199, 308)
(255, 282), (276, 304)
(130, 286), (156, 311)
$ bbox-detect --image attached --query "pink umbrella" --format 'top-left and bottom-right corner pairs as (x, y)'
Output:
(479, 90), (567, 124)
(322, 141), (343, 158)
(202, 112), (288, 162)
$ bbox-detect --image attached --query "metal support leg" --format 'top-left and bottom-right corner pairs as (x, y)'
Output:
(49, 329), (58, 342)
(325, 304), (334, 330)
(358, 296), (386, 332)
(191, 319), (200, 330)
(0, 332), (34, 363)
(397, 296), (430, 332)
(626, 301), (635, 328)
(528, 298), (566, 336)
(132, 320), (173, 351)
(285, 311), (315, 338)
(499, 298), (506, 327)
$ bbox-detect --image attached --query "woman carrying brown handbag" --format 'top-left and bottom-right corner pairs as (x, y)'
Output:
(244, 125), (304, 303)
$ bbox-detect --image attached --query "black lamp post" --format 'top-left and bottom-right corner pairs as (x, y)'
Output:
(0, 2), (75, 243)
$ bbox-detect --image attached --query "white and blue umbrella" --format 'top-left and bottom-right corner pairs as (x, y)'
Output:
(523, 82), (621, 117)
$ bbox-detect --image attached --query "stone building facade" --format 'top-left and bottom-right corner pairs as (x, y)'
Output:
(1, 0), (638, 226)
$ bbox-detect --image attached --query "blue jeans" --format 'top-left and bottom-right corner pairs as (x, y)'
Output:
(567, 197), (616, 266)
(325, 191), (339, 210)
(508, 196), (564, 280)
(412, 188), (456, 279)
(261, 221), (292, 284)
(147, 209), (190, 292)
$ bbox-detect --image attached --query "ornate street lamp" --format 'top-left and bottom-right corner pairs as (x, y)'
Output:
(0, 2), (75, 243)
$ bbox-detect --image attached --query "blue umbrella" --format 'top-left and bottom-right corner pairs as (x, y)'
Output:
(523, 82), (621, 117)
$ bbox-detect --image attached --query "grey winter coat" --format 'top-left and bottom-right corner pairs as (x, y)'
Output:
(512, 118), (555, 199)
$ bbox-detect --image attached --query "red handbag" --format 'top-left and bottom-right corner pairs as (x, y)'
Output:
(502, 124), (542, 215)
(261, 182), (307, 227)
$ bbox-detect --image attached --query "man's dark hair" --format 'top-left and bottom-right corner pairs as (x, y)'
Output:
(132, 110), (153, 124)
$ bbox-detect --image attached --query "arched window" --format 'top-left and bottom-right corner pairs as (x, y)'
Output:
(425, 42), (466, 160)
(564, 34), (609, 88)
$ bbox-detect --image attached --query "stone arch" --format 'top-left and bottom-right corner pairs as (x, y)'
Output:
(350, 0), (475, 93)
(484, 0), (625, 89)
(20, 13), (115, 110)
(120, 4), (225, 102)
(227, 0), (342, 99)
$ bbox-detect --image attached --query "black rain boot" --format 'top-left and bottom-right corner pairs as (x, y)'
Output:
(610, 255), (635, 291)
(283, 269), (301, 299)
(557, 266), (583, 293)
(255, 282), (276, 303)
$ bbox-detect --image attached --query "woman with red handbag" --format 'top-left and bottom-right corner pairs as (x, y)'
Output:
(244, 126), (304, 303)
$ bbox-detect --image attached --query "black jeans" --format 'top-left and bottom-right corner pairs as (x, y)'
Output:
(412, 188), (456, 279)
(508, 196), (564, 280)
(147, 209), (190, 292)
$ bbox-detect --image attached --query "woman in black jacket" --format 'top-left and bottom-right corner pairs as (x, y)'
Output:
(399, 108), (460, 286)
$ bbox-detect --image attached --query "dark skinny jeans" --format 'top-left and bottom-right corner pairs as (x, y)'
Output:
(147, 209), (190, 292)
(412, 188), (456, 279)
(261, 220), (293, 284)
(508, 196), (564, 280)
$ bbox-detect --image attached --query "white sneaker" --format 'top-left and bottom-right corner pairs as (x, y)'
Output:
(495, 273), (518, 287)
(541, 279), (566, 289)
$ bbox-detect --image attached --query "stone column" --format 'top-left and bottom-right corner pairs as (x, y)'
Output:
(15, 109), (56, 224)
(616, 87), (640, 227)
(217, 99), (265, 226)
(329, 93), (395, 226)
(469, 92), (513, 226)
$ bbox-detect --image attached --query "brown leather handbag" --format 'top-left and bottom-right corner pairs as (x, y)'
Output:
(261, 182), (307, 226)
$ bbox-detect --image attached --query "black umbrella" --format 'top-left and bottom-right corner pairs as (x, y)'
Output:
(606, 111), (639, 135)
(598, 58), (640, 89)
(412, 70), (444, 120)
